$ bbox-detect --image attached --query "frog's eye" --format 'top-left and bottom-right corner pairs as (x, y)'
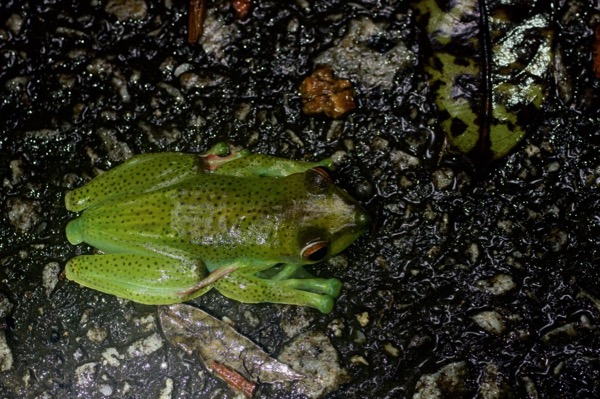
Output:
(311, 166), (333, 182)
(307, 167), (333, 195)
(301, 239), (329, 262)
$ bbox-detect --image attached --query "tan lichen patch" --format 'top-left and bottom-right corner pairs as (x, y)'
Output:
(300, 66), (356, 119)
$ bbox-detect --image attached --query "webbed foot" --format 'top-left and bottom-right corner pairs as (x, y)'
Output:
(213, 266), (342, 313)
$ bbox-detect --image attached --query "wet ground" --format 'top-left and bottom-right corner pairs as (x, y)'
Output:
(1, 0), (600, 398)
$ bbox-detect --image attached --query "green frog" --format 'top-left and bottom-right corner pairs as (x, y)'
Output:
(65, 143), (369, 313)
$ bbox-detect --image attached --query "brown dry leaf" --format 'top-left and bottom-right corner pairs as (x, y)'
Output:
(159, 304), (304, 395)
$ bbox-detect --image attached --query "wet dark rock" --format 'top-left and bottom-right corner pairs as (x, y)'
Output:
(0, 0), (599, 398)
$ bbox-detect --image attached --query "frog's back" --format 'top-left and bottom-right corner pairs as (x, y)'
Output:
(67, 172), (297, 268)
(168, 173), (293, 249)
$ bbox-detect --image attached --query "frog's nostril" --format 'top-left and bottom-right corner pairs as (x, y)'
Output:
(355, 208), (370, 227)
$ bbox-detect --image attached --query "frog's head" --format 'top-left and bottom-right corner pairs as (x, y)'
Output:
(290, 167), (370, 264)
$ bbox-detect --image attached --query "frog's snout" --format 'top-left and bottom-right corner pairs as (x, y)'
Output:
(354, 205), (371, 230)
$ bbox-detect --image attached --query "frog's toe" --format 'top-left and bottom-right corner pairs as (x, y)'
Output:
(278, 277), (342, 297)
(279, 290), (335, 314)
(203, 142), (231, 156)
(316, 295), (334, 314)
(213, 273), (339, 313)
(325, 278), (342, 298)
(65, 219), (84, 245)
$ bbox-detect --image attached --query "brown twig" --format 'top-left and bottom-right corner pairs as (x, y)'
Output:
(207, 360), (257, 397)
(593, 25), (600, 79)
(188, 0), (207, 44)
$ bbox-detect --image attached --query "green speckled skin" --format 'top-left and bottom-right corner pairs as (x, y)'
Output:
(65, 143), (369, 313)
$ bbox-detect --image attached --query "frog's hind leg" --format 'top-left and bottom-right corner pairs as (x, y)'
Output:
(213, 272), (341, 314)
(65, 254), (211, 304)
(66, 153), (203, 212)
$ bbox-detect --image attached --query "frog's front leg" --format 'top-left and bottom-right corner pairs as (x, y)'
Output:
(201, 142), (333, 178)
(213, 267), (342, 314)
(214, 153), (333, 178)
(65, 254), (215, 304)
(266, 263), (318, 281)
